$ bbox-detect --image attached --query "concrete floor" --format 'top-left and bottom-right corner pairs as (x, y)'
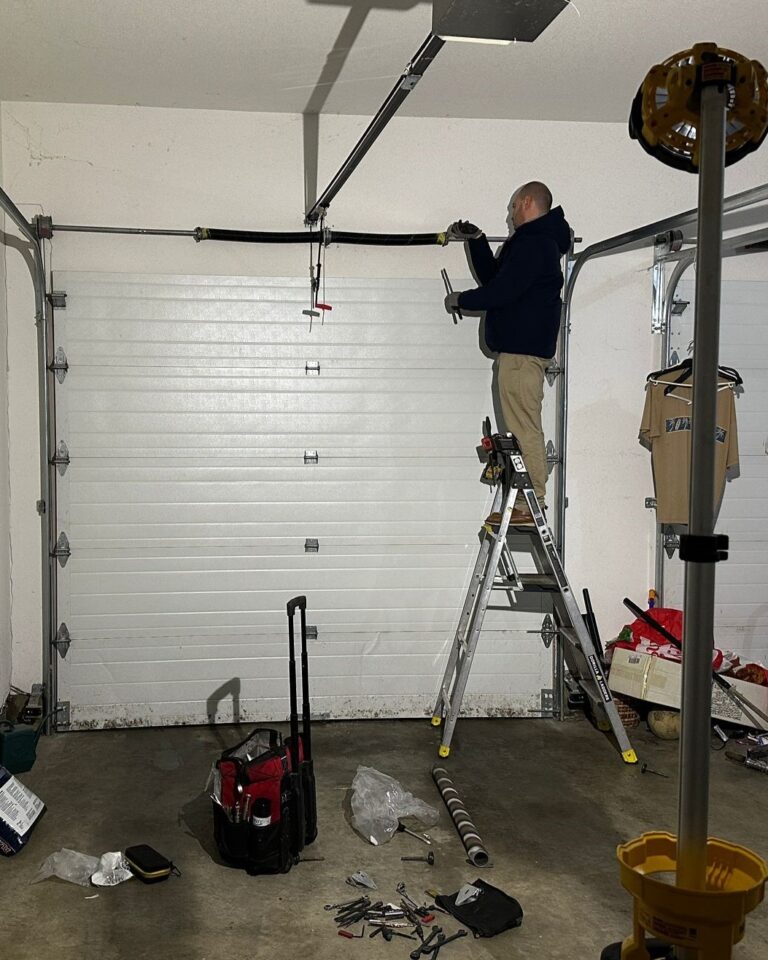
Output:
(2, 715), (767, 960)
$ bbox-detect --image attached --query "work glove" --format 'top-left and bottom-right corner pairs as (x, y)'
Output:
(444, 291), (461, 314)
(443, 220), (484, 243)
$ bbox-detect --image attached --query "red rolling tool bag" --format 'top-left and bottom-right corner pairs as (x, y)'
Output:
(211, 596), (317, 874)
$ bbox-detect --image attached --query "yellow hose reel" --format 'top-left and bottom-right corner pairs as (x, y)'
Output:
(629, 42), (768, 172)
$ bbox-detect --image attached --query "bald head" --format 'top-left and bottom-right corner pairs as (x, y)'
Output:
(509, 181), (553, 230)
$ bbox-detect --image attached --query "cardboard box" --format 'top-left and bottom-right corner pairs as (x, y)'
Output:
(608, 648), (768, 731)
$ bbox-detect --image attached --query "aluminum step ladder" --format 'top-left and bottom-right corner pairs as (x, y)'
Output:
(431, 429), (638, 765)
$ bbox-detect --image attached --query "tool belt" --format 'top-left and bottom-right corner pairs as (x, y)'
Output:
(212, 727), (303, 875)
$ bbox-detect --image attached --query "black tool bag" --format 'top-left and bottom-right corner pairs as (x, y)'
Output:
(435, 879), (523, 938)
(212, 727), (296, 874)
(211, 596), (317, 874)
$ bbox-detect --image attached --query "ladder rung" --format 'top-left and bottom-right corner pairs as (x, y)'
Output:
(518, 573), (558, 591)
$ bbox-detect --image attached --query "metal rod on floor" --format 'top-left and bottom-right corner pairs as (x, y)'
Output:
(676, 81), (728, 895)
(305, 32), (445, 224)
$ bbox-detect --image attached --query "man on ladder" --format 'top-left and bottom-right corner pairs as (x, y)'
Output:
(444, 182), (571, 522)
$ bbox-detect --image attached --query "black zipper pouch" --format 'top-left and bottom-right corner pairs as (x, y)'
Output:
(124, 844), (180, 883)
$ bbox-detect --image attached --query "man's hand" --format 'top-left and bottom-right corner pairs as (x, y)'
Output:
(444, 291), (461, 314)
(444, 220), (484, 243)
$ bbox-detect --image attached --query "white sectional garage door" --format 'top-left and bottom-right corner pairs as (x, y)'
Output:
(663, 278), (768, 664)
(53, 272), (555, 729)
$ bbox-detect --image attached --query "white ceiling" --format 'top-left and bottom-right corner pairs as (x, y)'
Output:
(0, 1), (766, 122)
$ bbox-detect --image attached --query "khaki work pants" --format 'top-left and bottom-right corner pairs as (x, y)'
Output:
(498, 352), (550, 505)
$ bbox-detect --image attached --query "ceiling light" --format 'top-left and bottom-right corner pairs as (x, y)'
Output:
(433, 0), (568, 45)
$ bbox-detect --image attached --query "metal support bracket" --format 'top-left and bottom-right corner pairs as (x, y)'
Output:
(671, 298), (690, 315)
(51, 439), (70, 476)
(52, 531), (71, 567)
(47, 290), (67, 309)
(54, 622), (71, 658)
(545, 364), (562, 387)
(56, 701), (71, 729)
(49, 346), (69, 383)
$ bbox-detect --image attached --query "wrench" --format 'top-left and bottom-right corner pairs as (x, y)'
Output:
(410, 926), (442, 960)
(427, 930), (467, 954)
(396, 882), (423, 912)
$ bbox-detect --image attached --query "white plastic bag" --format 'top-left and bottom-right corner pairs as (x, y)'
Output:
(350, 765), (438, 846)
(90, 852), (133, 887)
(32, 848), (99, 886)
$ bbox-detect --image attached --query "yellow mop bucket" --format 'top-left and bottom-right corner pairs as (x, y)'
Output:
(616, 832), (767, 959)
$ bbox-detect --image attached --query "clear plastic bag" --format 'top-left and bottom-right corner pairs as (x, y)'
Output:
(90, 852), (133, 887)
(350, 765), (438, 846)
(31, 848), (100, 886)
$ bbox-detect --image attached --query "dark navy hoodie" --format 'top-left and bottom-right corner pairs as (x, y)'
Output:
(457, 206), (572, 359)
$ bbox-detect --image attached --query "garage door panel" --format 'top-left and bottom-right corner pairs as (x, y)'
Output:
(55, 272), (555, 728)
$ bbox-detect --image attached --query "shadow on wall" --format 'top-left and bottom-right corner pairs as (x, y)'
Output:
(206, 677), (241, 746)
(302, 1), (430, 211)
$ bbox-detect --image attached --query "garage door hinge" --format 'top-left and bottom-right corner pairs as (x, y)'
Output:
(52, 531), (71, 566)
(56, 701), (71, 729)
(36, 499), (46, 515)
(545, 364), (562, 387)
(51, 440), (70, 476)
(663, 529), (680, 558)
(47, 290), (67, 309)
(48, 346), (69, 383)
(540, 688), (554, 714)
(304, 538), (319, 553)
(545, 440), (559, 476)
(53, 622), (71, 658)
(304, 450), (319, 464)
(306, 625), (318, 641)
(305, 361), (320, 376)
(528, 613), (558, 649)
(645, 497), (657, 509)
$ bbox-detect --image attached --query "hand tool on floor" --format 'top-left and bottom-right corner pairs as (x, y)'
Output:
(397, 821), (432, 844)
(401, 852), (435, 865)
(410, 926), (442, 960)
(429, 929), (467, 952)
(641, 763), (670, 779)
(325, 896), (369, 911)
(623, 597), (768, 727)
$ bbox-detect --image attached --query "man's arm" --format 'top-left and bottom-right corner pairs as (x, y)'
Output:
(458, 237), (549, 312)
(465, 236), (499, 285)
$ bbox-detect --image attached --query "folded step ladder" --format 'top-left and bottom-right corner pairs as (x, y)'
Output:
(431, 428), (637, 765)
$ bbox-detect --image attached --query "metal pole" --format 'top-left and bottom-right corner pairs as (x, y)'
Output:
(676, 82), (728, 893)
(305, 32), (445, 223)
(0, 187), (55, 731)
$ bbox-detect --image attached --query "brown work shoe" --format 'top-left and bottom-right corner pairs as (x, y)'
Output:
(509, 507), (535, 525)
(484, 512), (503, 526)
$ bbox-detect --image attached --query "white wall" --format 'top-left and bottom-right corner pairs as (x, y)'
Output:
(0, 108), (11, 703)
(1, 100), (767, 690)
